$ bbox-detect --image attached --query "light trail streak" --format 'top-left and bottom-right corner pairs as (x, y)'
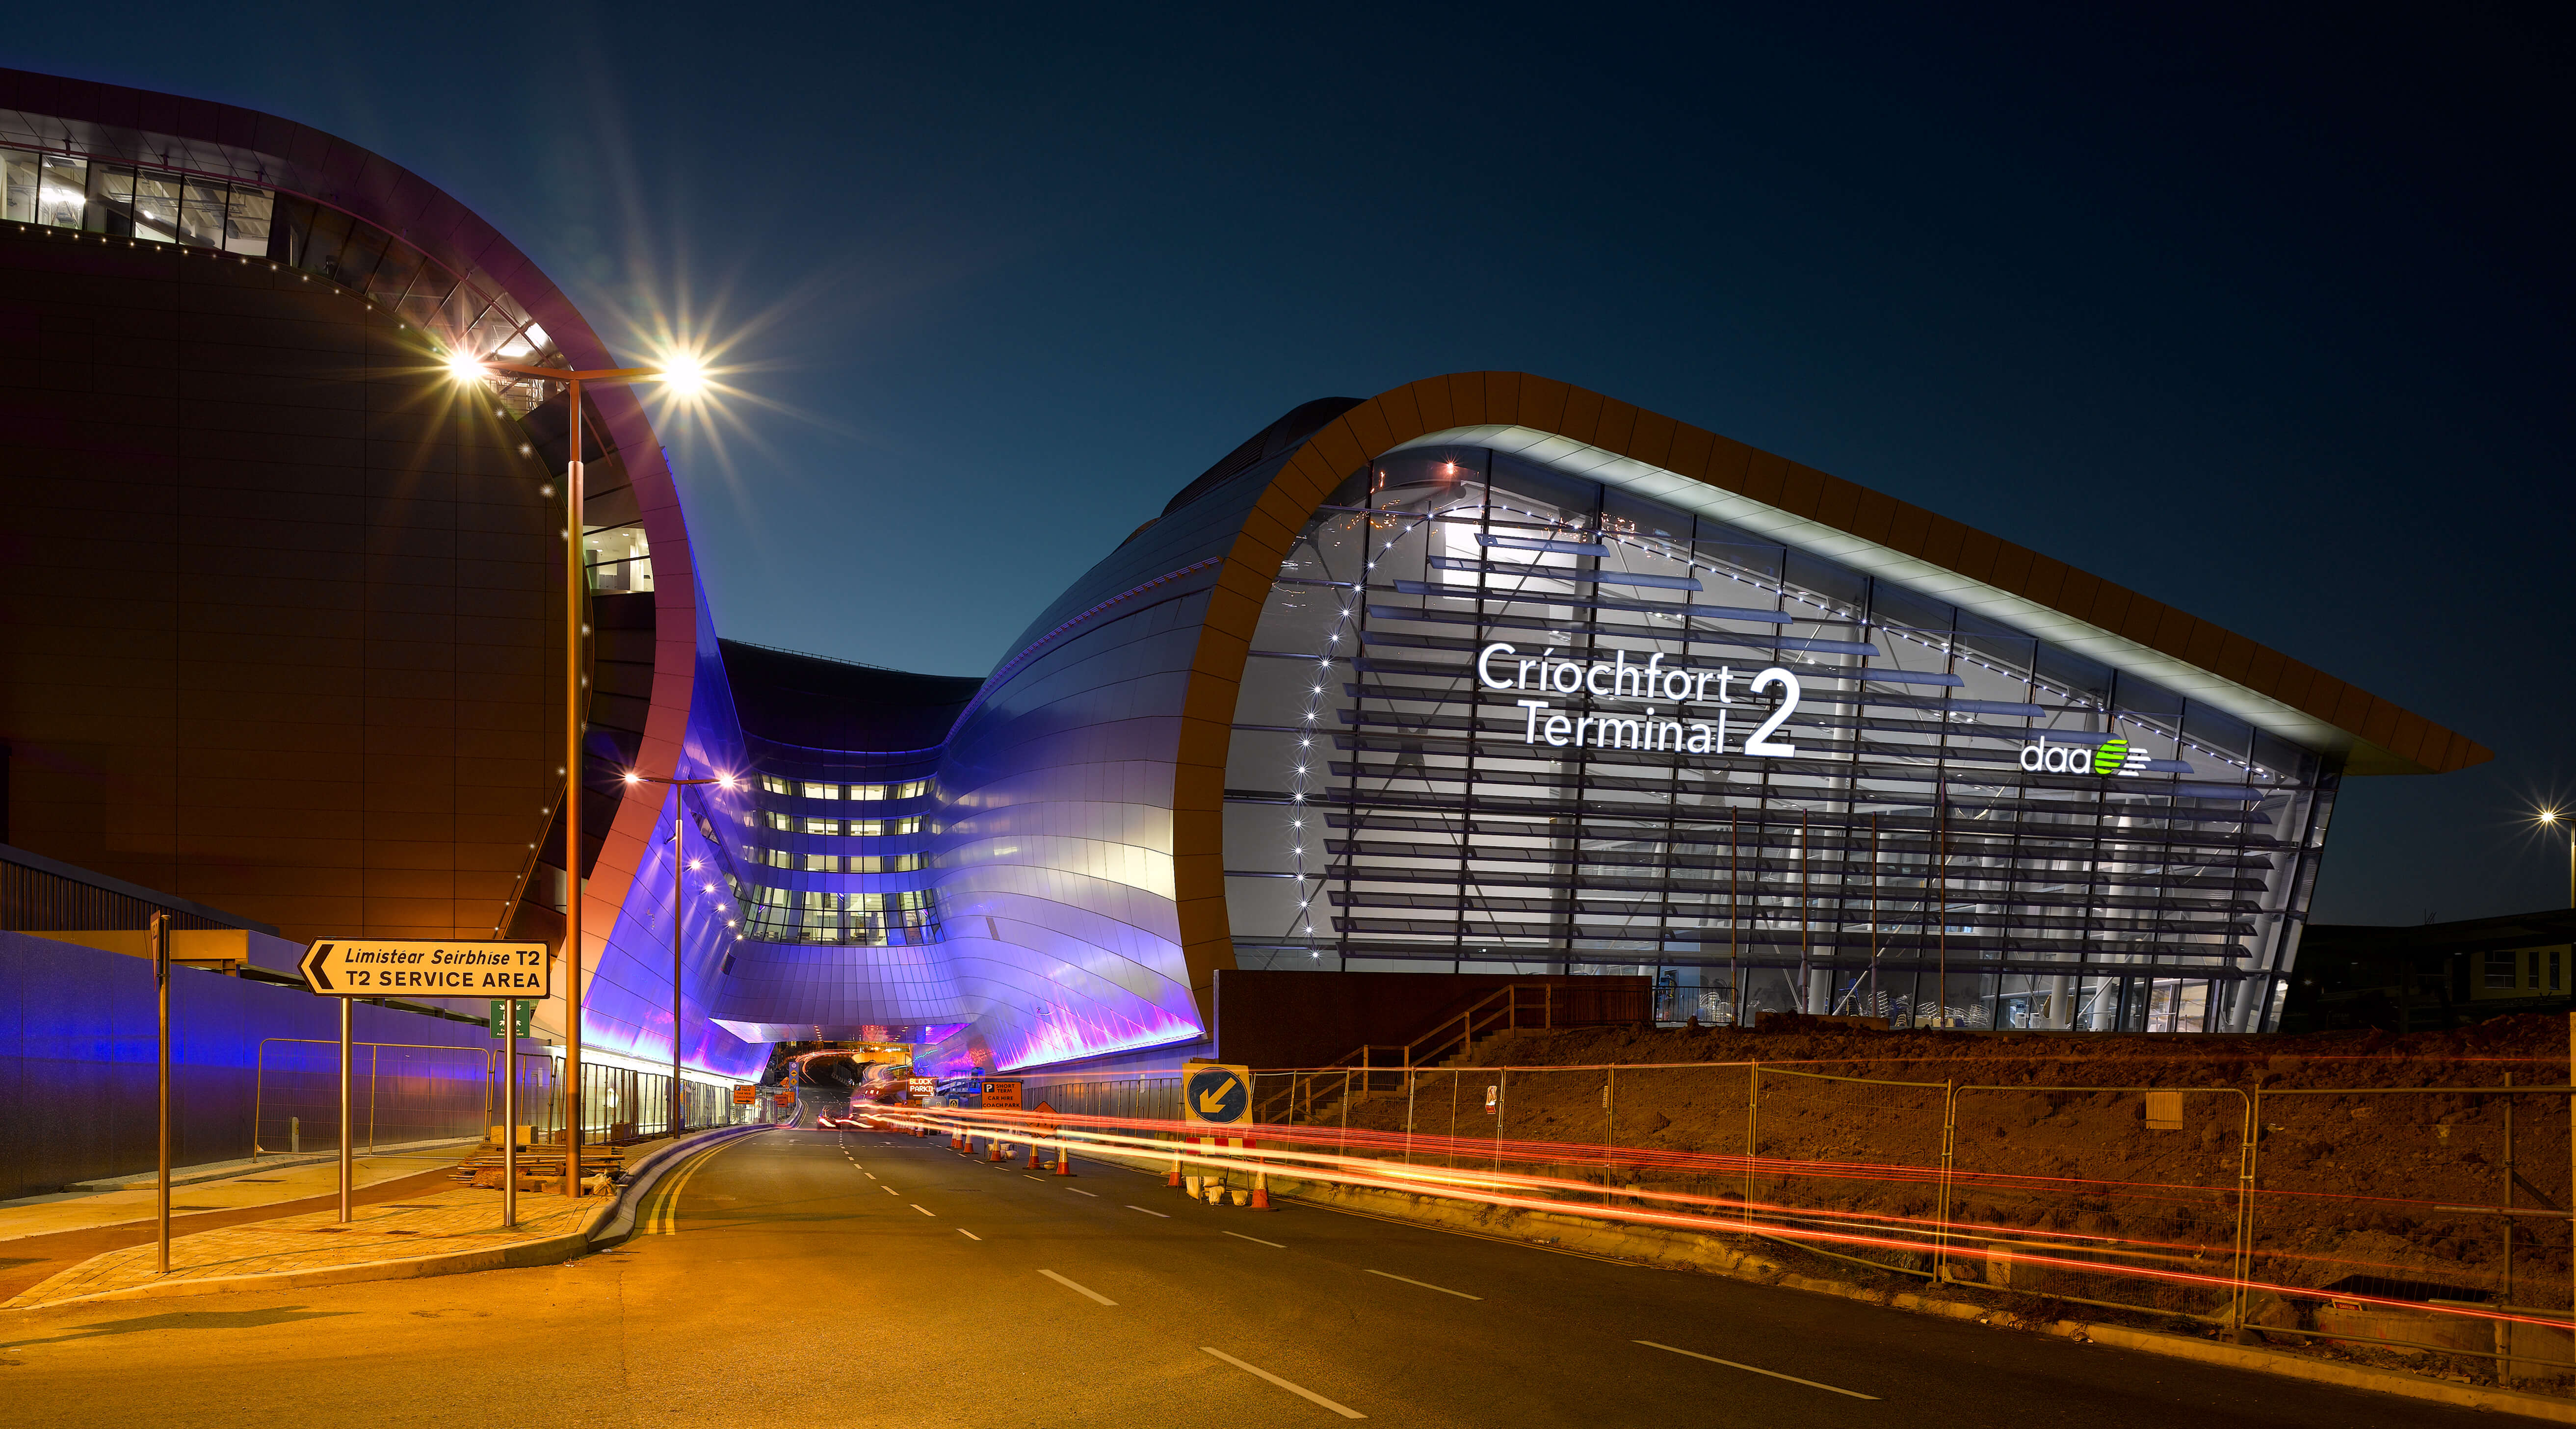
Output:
(865, 1107), (2546, 1329)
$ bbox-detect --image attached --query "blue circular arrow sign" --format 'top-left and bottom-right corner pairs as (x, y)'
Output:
(1185, 1066), (1248, 1124)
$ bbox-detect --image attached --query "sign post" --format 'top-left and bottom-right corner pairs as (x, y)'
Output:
(152, 912), (170, 1272)
(298, 938), (552, 1226)
(338, 997), (352, 1222)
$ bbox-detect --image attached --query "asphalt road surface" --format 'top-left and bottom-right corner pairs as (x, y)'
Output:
(0, 1128), (2495, 1427)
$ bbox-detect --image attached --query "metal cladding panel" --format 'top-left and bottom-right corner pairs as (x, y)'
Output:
(0, 70), (714, 1065)
(920, 448), (1320, 1073)
(578, 578), (767, 1079)
(0, 932), (493, 1198)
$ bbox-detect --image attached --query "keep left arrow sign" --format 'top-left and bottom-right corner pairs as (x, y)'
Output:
(302, 941), (336, 992)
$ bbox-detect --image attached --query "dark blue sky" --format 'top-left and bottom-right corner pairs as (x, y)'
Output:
(20, 6), (2569, 925)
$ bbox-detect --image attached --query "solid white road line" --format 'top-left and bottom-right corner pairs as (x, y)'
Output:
(1198, 1347), (1365, 1419)
(1039, 1269), (1116, 1305)
(1126, 1205), (1170, 1219)
(1223, 1230), (1287, 1249)
(957, 1228), (982, 1241)
(1634, 1340), (1878, 1400)
(913, 1204), (936, 1217)
(1364, 1269), (1480, 1300)
(1068, 1188), (1099, 1197)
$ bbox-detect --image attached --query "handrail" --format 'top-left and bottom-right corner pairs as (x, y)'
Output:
(1255, 983), (1645, 1124)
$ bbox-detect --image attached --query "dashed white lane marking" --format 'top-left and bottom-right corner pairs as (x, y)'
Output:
(1364, 1268), (1479, 1300)
(1633, 1341), (1878, 1400)
(883, 1186), (898, 1195)
(1039, 1269), (1115, 1305)
(1198, 1347), (1364, 1419)
(1126, 1205), (1170, 1219)
(957, 1228), (982, 1242)
(913, 1204), (936, 1217)
(1024, 1175), (1045, 1181)
(1223, 1230), (1286, 1248)
(1067, 1188), (1098, 1197)
(865, 1173), (877, 1180)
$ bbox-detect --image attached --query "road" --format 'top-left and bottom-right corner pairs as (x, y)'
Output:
(0, 1127), (2491, 1427)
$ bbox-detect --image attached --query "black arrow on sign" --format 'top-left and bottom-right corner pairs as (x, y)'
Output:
(303, 941), (335, 992)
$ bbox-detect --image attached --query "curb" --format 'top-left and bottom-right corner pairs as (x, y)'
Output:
(1258, 1173), (2576, 1424)
(2, 1125), (772, 1314)
(2, 1201), (617, 1313)
(588, 1124), (772, 1247)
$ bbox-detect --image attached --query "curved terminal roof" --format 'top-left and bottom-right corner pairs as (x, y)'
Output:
(1178, 372), (2485, 781)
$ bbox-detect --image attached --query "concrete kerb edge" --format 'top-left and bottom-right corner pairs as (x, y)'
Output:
(0, 1200), (618, 1314)
(1233, 1166), (2576, 1425)
(587, 1123), (774, 1248)
(0, 1125), (773, 1314)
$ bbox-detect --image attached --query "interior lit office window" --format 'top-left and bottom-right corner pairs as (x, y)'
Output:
(760, 776), (792, 796)
(802, 781), (841, 801)
(848, 783), (890, 801)
(803, 853), (840, 872)
(802, 816), (839, 834)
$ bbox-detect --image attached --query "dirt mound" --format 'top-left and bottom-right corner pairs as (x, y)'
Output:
(1316, 1014), (2571, 1317)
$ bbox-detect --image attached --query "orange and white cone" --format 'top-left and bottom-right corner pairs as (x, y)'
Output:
(1054, 1145), (1074, 1176)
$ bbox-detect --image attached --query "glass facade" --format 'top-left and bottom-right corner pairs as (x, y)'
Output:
(2, 141), (555, 411)
(716, 758), (942, 947)
(1221, 445), (2335, 1033)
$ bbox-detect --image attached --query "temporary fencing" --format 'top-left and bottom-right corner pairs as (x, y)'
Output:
(992, 1052), (2576, 1388)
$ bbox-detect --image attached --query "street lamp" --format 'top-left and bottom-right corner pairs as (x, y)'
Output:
(451, 350), (705, 1197)
(625, 768), (738, 1140)
(2541, 809), (2573, 909)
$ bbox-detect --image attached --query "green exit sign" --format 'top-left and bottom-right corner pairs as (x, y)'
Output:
(488, 999), (534, 1039)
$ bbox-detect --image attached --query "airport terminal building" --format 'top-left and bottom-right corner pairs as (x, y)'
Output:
(0, 70), (2487, 1093)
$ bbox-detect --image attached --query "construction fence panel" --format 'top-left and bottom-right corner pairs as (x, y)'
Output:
(2248, 1085), (2574, 1379)
(1947, 1085), (2249, 1324)
(253, 1039), (495, 1154)
(1752, 1067), (1948, 1272)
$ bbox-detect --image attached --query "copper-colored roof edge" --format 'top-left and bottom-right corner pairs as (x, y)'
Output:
(1320, 371), (2485, 778)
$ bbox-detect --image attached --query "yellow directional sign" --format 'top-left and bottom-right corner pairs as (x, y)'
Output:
(299, 939), (552, 998)
(1181, 1062), (1251, 1126)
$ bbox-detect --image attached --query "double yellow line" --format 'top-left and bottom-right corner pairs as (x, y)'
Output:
(642, 1137), (742, 1236)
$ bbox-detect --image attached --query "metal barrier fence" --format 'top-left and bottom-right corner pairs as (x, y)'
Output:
(255, 1041), (745, 1153)
(1240, 1056), (2574, 1382)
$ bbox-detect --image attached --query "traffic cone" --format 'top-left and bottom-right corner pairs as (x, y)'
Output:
(1250, 1170), (1270, 1210)
(1165, 1155), (1182, 1188)
(989, 1139), (1006, 1162)
(1025, 1142), (1044, 1170)
(1054, 1147), (1075, 1177)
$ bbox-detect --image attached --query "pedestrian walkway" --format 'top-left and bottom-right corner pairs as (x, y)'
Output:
(3, 1186), (598, 1308)
(0, 1144), (469, 1242)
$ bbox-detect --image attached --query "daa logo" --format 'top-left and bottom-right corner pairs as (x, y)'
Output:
(2021, 737), (2150, 776)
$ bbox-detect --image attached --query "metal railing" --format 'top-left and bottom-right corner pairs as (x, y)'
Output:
(1251, 982), (1650, 1124)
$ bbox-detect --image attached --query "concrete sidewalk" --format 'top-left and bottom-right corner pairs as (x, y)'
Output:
(0, 1143), (474, 1243)
(1, 1185), (601, 1309)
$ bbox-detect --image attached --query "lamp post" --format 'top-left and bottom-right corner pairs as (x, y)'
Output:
(2542, 809), (2574, 910)
(449, 350), (705, 1197)
(624, 769), (737, 1140)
